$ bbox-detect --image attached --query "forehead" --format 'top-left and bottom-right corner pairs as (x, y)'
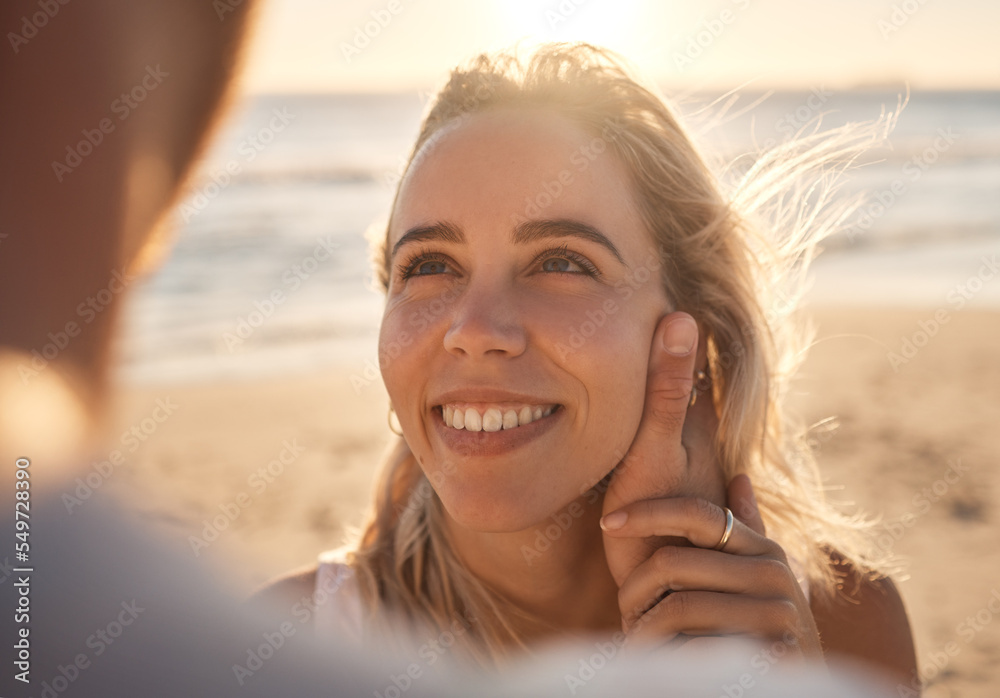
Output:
(390, 107), (651, 260)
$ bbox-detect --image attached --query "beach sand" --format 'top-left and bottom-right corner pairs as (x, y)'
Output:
(102, 307), (1000, 697)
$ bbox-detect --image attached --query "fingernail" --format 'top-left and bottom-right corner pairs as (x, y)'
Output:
(662, 317), (697, 356)
(600, 511), (628, 530)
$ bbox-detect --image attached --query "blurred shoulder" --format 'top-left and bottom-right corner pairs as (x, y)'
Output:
(810, 551), (917, 685)
(248, 563), (318, 611)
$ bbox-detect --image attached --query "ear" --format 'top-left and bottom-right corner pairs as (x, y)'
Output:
(681, 316), (718, 434)
(694, 318), (710, 376)
(690, 318), (716, 419)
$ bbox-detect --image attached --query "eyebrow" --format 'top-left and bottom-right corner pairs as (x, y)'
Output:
(390, 218), (627, 267)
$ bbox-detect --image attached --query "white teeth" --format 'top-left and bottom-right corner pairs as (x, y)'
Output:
(441, 403), (558, 431)
(518, 406), (533, 425)
(482, 407), (503, 432)
(464, 408), (482, 432)
(502, 409), (519, 429)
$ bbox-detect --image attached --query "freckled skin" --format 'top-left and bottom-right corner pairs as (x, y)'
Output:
(379, 108), (671, 533)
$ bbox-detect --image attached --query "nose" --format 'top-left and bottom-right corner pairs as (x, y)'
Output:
(442, 281), (527, 358)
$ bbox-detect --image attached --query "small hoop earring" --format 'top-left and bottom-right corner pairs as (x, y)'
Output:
(689, 369), (712, 408)
(387, 404), (404, 436)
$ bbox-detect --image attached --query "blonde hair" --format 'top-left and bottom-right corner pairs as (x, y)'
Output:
(345, 42), (895, 666)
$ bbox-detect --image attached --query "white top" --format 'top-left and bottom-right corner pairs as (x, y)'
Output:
(313, 549), (811, 643)
(314, 549), (366, 643)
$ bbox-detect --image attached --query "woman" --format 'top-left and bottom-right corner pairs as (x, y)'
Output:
(262, 42), (916, 682)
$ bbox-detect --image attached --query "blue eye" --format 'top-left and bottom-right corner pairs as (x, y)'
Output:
(541, 256), (585, 274)
(537, 246), (600, 277)
(412, 259), (448, 275)
(397, 251), (451, 280)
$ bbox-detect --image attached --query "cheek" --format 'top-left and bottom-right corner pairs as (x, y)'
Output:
(378, 285), (462, 376)
(582, 324), (648, 417)
(549, 301), (652, 468)
(377, 305), (422, 405)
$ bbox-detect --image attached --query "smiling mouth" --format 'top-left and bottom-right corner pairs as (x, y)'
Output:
(436, 403), (561, 432)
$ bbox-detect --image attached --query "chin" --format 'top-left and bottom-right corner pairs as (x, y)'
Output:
(436, 482), (560, 534)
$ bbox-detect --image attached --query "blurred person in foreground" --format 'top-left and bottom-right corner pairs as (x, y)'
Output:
(0, 0), (905, 696)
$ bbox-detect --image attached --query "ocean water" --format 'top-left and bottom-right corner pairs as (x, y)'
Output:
(115, 90), (1000, 384)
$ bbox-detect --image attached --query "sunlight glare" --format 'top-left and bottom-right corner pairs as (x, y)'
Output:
(498, 0), (647, 53)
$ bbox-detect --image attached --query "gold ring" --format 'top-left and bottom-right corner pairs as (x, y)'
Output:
(714, 506), (734, 551)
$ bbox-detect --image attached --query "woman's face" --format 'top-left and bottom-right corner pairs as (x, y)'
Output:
(380, 107), (671, 532)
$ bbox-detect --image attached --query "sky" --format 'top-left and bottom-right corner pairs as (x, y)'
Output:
(237, 0), (1000, 94)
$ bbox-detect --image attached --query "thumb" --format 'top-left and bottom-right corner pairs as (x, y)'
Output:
(727, 473), (766, 536)
(640, 312), (699, 441)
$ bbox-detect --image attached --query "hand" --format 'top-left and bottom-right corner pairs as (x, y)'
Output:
(597, 311), (822, 661)
(601, 475), (824, 661)
(600, 311), (721, 588)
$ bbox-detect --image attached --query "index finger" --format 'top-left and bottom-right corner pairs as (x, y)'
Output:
(600, 497), (773, 557)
